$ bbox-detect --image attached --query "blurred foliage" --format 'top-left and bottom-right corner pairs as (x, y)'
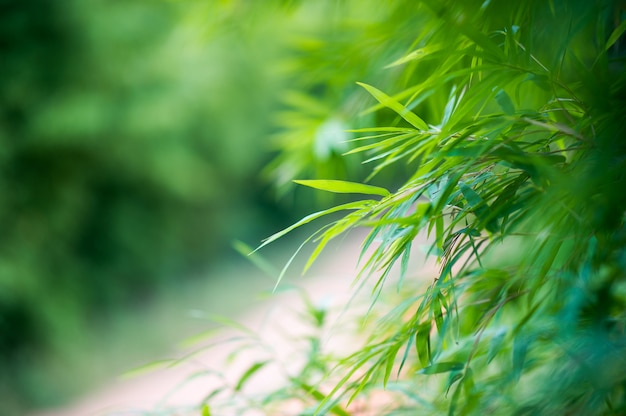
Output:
(0, 0), (304, 411)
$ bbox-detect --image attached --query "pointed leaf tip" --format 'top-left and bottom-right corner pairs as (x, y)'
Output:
(294, 179), (390, 197)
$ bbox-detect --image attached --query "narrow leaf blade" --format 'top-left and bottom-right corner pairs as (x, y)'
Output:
(294, 179), (390, 197)
(357, 82), (429, 130)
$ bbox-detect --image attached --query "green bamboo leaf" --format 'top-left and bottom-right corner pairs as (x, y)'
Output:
(606, 19), (626, 51)
(275, 233), (314, 291)
(348, 127), (415, 133)
(234, 360), (269, 391)
(433, 292), (444, 333)
(445, 371), (464, 395)
(383, 344), (401, 388)
(357, 82), (429, 130)
(120, 359), (175, 379)
(463, 367), (475, 398)
(459, 182), (491, 228)
(206, 314), (256, 336)
(416, 323), (431, 368)
(512, 337), (529, 381)
(296, 381), (351, 416)
(232, 240), (278, 279)
(398, 241), (411, 290)
(486, 329), (507, 364)
(293, 179), (390, 197)
(495, 89), (515, 115)
(254, 200), (369, 252)
(302, 210), (365, 273)
(459, 182), (483, 208)
(435, 214), (444, 253)
(385, 44), (444, 68)
(418, 361), (465, 374)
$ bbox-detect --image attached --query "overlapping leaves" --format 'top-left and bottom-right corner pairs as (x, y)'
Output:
(257, 0), (625, 414)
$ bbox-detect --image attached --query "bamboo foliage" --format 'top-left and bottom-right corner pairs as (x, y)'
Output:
(260, 0), (626, 414)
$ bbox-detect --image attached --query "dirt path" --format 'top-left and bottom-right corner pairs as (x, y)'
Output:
(30, 232), (435, 416)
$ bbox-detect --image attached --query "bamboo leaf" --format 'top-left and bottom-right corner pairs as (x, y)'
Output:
(293, 179), (390, 197)
(495, 89), (515, 115)
(234, 361), (269, 392)
(255, 200), (370, 252)
(433, 292), (444, 333)
(296, 380), (351, 416)
(418, 361), (465, 374)
(445, 371), (464, 396)
(416, 323), (431, 368)
(606, 19), (626, 51)
(357, 82), (429, 130)
(459, 182), (491, 226)
(383, 344), (401, 388)
(385, 44), (444, 68)
(487, 329), (507, 364)
(512, 337), (529, 381)
(120, 359), (175, 379)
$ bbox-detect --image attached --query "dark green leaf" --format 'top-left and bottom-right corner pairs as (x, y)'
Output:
(416, 323), (431, 368)
(606, 19), (626, 51)
(446, 371), (464, 396)
(512, 337), (529, 381)
(418, 361), (465, 374)
(495, 89), (515, 115)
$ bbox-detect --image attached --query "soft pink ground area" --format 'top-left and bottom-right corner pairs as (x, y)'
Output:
(30, 232), (435, 416)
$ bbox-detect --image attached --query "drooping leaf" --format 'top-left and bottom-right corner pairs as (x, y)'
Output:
(296, 381), (351, 416)
(255, 200), (371, 252)
(445, 371), (464, 396)
(383, 344), (402, 388)
(416, 323), (431, 368)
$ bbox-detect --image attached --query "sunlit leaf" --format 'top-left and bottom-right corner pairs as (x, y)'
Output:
(255, 200), (371, 252)
(293, 179), (390, 196)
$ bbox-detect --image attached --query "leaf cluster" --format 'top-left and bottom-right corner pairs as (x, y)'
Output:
(258, 0), (626, 414)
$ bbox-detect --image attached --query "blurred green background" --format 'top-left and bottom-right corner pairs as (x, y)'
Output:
(0, 0), (293, 411)
(0, 0), (412, 414)
(0, 0), (423, 412)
